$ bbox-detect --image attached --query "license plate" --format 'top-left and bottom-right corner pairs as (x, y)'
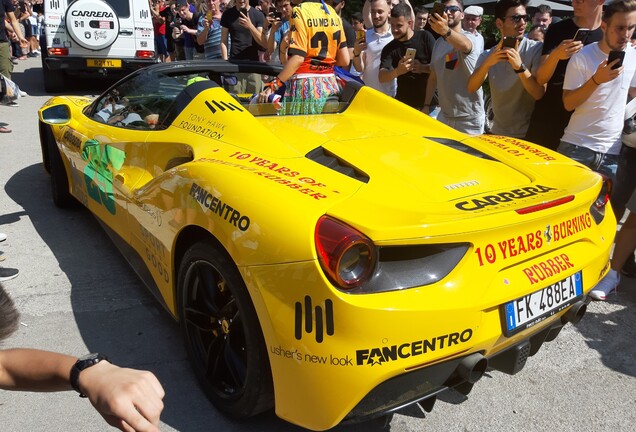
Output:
(502, 271), (583, 336)
(86, 59), (122, 68)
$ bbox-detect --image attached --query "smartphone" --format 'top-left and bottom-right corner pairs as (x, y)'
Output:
(502, 36), (517, 49)
(432, 2), (445, 17)
(573, 28), (590, 43)
(240, 8), (248, 16)
(356, 30), (365, 42)
(404, 48), (417, 61)
(608, 50), (625, 69)
(206, 10), (213, 21)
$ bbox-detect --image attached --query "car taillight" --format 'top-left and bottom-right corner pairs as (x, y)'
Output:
(48, 47), (68, 56)
(315, 216), (377, 290)
(590, 174), (612, 224)
(136, 50), (155, 59)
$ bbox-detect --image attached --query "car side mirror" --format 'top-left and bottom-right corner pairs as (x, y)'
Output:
(40, 104), (71, 125)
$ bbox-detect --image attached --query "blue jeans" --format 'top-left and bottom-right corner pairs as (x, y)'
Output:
(557, 141), (619, 184)
(557, 141), (626, 216)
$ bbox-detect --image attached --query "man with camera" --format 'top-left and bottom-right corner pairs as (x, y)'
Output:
(266, 0), (292, 64)
(467, 0), (544, 138)
(425, 0), (484, 134)
(220, 0), (266, 61)
(378, 2), (435, 109)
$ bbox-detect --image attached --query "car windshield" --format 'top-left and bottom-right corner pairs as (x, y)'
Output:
(89, 62), (360, 129)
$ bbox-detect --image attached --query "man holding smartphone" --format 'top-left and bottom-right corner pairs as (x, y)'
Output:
(353, 0), (396, 96)
(467, 0), (544, 138)
(379, 2), (435, 109)
(559, 0), (636, 300)
(524, 0), (605, 150)
(425, 0), (484, 134)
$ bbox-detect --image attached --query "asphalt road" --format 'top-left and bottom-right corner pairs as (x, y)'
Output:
(1, 58), (635, 432)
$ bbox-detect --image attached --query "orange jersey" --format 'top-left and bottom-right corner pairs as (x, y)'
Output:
(287, 2), (346, 74)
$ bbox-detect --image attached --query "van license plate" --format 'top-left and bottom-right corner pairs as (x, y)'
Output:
(87, 59), (122, 68)
(503, 271), (583, 336)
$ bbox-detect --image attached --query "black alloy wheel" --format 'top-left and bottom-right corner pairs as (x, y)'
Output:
(178, 242), (273, 418)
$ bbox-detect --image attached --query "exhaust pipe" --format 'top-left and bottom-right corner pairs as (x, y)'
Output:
(562, 300), (587, 325)
(456, 353), (488, 384)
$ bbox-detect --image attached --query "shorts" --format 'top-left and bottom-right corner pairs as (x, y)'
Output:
(437, 112), (484, 135)
(154, 35), (168, 56)
(281, 74), (340, 116)
(0, 42), (13, 78)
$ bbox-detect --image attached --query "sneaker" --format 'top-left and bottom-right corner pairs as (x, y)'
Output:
(0, 267), (19, 282)
(7, 101), (19, 107)
(19, 90), (27, 97)
(0, 233), (6, 242)
(589, 269), (620, 301)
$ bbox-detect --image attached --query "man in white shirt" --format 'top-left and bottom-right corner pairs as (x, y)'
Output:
(462, 5), (484, 54)
(352, 0), (396, 96)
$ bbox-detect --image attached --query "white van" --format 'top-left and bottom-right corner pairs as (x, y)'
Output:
(41, 0), (158, 92)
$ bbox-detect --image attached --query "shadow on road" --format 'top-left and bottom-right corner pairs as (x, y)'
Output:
(3, 163), (401, 431)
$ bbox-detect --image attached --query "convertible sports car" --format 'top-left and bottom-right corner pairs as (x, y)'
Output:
(39, 60), (615, 430)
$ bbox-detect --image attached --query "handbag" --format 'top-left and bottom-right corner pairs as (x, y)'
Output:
(0, 74), (20, 105)
(622, 97), (636, 148)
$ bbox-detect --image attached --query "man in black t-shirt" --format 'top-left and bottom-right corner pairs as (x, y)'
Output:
(379, 3), (435, 109)
(524, 0), (604, 150)
(220, 0), (266, 60)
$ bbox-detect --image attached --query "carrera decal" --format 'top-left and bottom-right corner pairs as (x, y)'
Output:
(475, 212), (593, 266)
(189, 182), (250, 231)
(294, 296), (334, 343)
(356, 329), (473, 366)
(522, 253), (574, 285)
(81, 140), (125, 215)
(456, 185), (556, 211)
(478, 135), (557, 161)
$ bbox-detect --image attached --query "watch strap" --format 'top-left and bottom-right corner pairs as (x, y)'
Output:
(442, 29), (452, 40)
(514, 64), (527, 74)
(70, 353), (108, 397)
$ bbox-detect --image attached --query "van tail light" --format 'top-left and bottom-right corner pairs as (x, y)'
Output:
(136, 50), (155, 59)
(315, 216), (377, 290)
(48, 47), (68, 56)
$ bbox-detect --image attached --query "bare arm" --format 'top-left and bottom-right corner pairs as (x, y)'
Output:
(535, 40), (582, 85)
(221, 26), (229, 60)
(0, 349), (164, 432)
(563, 60), (621, 112)
(429, 12), (471, 54)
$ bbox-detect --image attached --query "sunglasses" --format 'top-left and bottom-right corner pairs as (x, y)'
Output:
(506, 14), (530, 24)
(445, 6), (461, 13)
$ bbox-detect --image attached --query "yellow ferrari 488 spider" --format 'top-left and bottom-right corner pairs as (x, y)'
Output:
(38, 61), (615, 430)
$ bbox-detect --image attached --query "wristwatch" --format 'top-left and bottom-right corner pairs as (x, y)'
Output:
(514, 63), (527, 74)
(70, 353), (109, 397)
(442, 29), (452, 40)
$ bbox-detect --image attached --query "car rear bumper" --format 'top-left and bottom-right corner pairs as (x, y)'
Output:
(342, 299), (588, 424)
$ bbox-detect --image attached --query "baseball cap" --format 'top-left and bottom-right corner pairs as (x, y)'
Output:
(464, 6), (483, 16)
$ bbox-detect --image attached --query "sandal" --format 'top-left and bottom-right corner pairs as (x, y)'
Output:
(0, 126), (12, 133)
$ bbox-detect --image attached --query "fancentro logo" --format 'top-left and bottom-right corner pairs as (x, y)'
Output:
(356, 329), (473, 366)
